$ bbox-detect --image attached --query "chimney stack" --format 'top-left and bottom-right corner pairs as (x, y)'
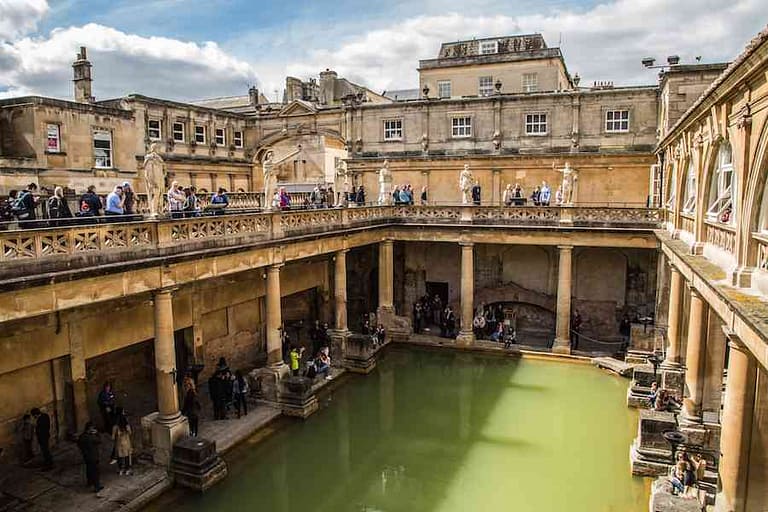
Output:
(248, 85), (260, 107)
(72, 46), (93, 103)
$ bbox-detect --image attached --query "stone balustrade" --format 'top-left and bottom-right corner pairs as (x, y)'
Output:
(756, 234), (768, 271)
(704, 221), (736, 255)
(0, 205), (661, 276)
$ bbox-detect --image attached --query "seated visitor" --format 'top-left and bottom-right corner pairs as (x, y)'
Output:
(374, 324), (386, 346)
(503, 328), (517, 349)
(648, 382), (659, 408)
(316, 347), (331, 380)
(490, 323), (504, 343)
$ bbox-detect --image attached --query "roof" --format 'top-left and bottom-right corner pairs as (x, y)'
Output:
(658, 24), (768, 148)
(0, 95), (133, 117)
(192, 92), (272, 114)
(382, 89), (420, 101)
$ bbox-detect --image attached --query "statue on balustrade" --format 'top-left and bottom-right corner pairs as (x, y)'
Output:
(259, 145), (302, 211)
(377, 160), (393, 205)
(142, 142), (166, 218)
(459, 164), (474, 205)
(557, 162), (578, 205)
(334, 159), (349, 207)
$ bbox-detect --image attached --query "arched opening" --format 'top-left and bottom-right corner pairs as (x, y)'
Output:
(682, 159), (697, 213)
(705, 141), (735, 224)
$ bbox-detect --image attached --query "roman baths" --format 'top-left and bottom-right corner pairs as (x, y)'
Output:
(0, 12), (767, 512)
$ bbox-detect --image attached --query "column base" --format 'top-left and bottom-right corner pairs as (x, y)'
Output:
(690, 242), (705, 255)
(551, 337), (571, 354)
(376, 306), (411, 341)
(251, 364), (290, 403)
(151, 414), (189, 465)
(455, 330), (475, 346)
(731, 266), (754, 288)
(328, 328), (350, 362)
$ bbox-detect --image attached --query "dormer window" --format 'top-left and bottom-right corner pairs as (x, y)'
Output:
(480, 40), (498, 55)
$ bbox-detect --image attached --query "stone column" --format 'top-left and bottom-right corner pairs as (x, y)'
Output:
(151, 289), (188, 465)
(378, 239), (394, 313)
(716, 337), (757, 512)
(68, 319), (90, 434)
(456, 242), (475, 345)
(682, 285), (707, 423)
(702, 311), (727, 420)
(266, 264), (285, 367)
(552, 245), (573, 354)
(663, 263), (683, 367)
(334, 250), (348, 331)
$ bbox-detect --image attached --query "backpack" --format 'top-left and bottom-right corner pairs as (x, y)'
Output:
(12, 191), (31, 220)
(305, 362), (317, 379)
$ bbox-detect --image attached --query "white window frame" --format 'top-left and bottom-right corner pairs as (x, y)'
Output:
(706, 143), (735, 223)
(383, 119), (403, 141)
(479, 40), (498, 55)
(524, 112), (548, 136)
(214, 128), (225, 146)
(682, 160), (697, 213)
(46, 123), (61, 153)
(522, 73), (538, 93)
(437, 80), (451, 99)
(605, 109), (630, 133)
(172, 122), (185, 143)
(478, 76), (494, 97)
(194, 125), (206, 144)
(451, 116), (472, 138)
(233, 130), (243, 148)
(666, 164), (677, 211)
(93, 129), (113, 169)
(148, 119), (162, 140)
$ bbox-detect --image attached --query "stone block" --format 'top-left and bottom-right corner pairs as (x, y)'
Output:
(661, 368), (685, 402)
(141, 412), (159, 449)
(630, 323), (655, 351)
(649, 477), (702, 512)
(151, 415), (189, 465)
(344, 333), (381, 374)
(279, 376), (318, 419)
(627, 364), (659, 408)
(631, 410), (677, 476)
(170, 437), (228, 492)
(250, 364), (289, 403)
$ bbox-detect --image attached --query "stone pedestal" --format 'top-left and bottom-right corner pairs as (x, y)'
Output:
(376, 306), (411, 342)
(251, 364), (290, 403)
(279, 376), (319, 418)
(662, 367), (686, 404)
(650, 477), (702, 512)
(631, 410), (677, 476)
(151, 415), (189, 466)
(627, 364), (659, 408)
(344, 333), (381, 374)
(170, 437), (228, 492)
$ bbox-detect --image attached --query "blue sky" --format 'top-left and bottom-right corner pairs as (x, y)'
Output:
(0, 0), (765, 101)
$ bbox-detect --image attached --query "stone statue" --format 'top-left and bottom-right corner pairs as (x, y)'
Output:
(459, 164), (474, 205)
(142, 142), (166, 218)
(259, 145), (301, 210)
(557, 162), (578, 205)
(334, 159), (349, 207)
(378, 160), (393, 205)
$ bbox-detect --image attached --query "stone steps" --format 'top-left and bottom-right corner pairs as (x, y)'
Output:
(591, 356), (637, 377)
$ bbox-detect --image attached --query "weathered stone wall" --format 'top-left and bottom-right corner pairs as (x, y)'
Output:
(747, 367), (768, 510)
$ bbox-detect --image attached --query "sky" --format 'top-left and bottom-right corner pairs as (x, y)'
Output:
(0, 0), (765, 102)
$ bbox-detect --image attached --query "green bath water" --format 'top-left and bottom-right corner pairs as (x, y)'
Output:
(153, 348), (646, 512)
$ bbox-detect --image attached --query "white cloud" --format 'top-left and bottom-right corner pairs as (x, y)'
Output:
(0, 0), (48, 40)
(0, 22), (259, 101)
(280, 0), (767, 92)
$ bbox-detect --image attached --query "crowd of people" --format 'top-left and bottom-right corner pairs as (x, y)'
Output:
(409, 295), (457, 338)
(204, 358), (249, 423)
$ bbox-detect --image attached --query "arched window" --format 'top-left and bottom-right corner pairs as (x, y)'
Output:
(682, 160), (696, 213)
(706, 142), (734, 223)
(758, 176), (768, 233)
(665, 163), (677, 210)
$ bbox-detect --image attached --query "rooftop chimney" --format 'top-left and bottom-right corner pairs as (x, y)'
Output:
(72, 46), (93, 103)
(248, 85), (260, 107)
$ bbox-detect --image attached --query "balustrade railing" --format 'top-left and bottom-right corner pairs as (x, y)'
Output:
(0, 205), (661, 264)
(754, 234), (768, 271)
(705, 221), (736, 255)
(680, 214), (695, 235)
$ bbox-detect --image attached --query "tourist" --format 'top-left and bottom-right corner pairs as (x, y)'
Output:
(355, 185), (365, 205)
(670, 459), (687, 495)
(289, 345), (304, 377)
(46, 186), (73, 224)
(104, 185), (125, 216)
(531, 186), (541, 206)
(122, 182), (136, 215)
(310, 320), (322, 356)
(361, 319), (371, 335)
(279, 187), (291, 210)
(216, 357), (230, 374)
(420, 186), (428, 205)
(555, 186), (563, 205)
(413, 301), (423, 334)
(183, 187), (200, 217)
(503, 184), (514, 206)
(222, 370), (234, 416)
(310, 185), (322, 208)
(513, 183), (524, 205)
(316, 346), (331, 380)
(181, 378), (201, 437)
(471, 182), (481, 205)
(432, 295), (442, 326)
(79, 185), (102, 218)
(540, 181), (551, 206)
(13, 183), (39, 226)
(0, 190), (18, 226)
(327, 186), (335, 207)
(472, 312), (486, 339)
(211, 187), (229, 214)
(399, 185), (410, 205)
(97, 382), (117, 433)
(233, 370), (249, 418)
(31, 408), (52, 469)
(112, 411), (133, 475)
(208, 371), (225, 420)
(375, 324), (386, 346)
(18, 413), (34, 463)
(648, 382), (659, 409)
(167, 181), (185, 217)
(503, 327), (517, 349)
(442, 306), (456, 338)
(571, 309), (582, 351)
(77, 422), (103, 492)
(619, 314), (632, 349)
(490, 322), (505, 343)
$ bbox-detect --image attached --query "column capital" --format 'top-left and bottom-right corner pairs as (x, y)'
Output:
(267, 263), (283, 273)
(380, 238), (394, 246)
(557, 244), (573, 251)
(154, 287), (178, 298)
(335, 248), (350, 256)
(686, 282), (702, 298)
(459, 241), (475, 248)
(725, 331), (749, 354)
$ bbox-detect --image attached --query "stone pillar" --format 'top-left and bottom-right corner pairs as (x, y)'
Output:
(456, 242), (475, 345)
(702, 313), (727, 420)
(663, 264), (683, 367)
(378, 240), (394, 312)
(716, 337), (757, 512)
(334, 250), (348, 331)
(552, 245), (573, 354)
(492, 169), (501, 206)
(266, 264), (285, 367)
(682, 285), (707, 423)
(151, 289), (188, 465)
(68, 320), (90, 434)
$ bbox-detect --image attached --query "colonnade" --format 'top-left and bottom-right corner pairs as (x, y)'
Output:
(663, 261), (764, 512)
